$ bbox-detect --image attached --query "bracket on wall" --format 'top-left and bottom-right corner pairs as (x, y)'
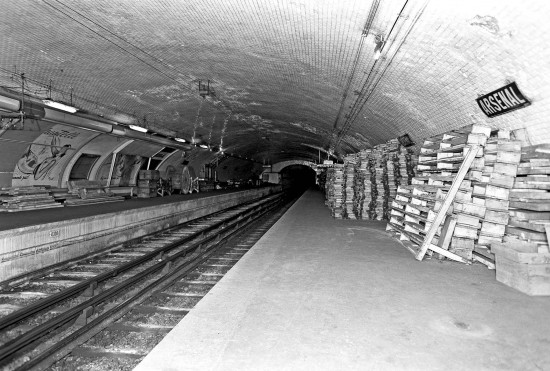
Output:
(0, 114), (24, 137)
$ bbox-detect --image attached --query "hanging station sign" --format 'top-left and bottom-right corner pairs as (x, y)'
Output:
(476, 81), (531, 118)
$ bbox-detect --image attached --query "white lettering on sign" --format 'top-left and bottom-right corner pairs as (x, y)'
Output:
(476, 82), (530, 118)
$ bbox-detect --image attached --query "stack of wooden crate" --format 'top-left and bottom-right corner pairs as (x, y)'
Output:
(467, 131), (520, 266)
(440, 126), (491, 260)
(137, 170), (160, 198)
(359, 150), (373, 220)
(384, 153), (393, 220)
(322, 139), (414, 221)
(384, 140), (401, 220)
(392, 146), (408, 189)
(406, 150), (417, 184)
(372, 148), (385, 220)
(331, 164), (345, 218)
(386, 124), (492, 262)
(505, 144), (550, 253)
(0, 186), (63, 212)
(64, 180), (125, 206)
(353, 153), (365, 218)
(344, 155), (357, 219)
(198, 180), (215, 192)
(324, 167), (335, 207)
(488, 143), (550, 295)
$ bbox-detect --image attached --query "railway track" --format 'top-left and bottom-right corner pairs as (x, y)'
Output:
(0, 190), (296, 370)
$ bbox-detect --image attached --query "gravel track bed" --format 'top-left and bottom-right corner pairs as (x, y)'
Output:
(122, 311), (183, 327)
(83, 329), (164, 351)
(0, 296), (39, 307)
(57, 265), (107, 273)
(168, 283), (213, 295)
(193, 266), (232, 275)
(50, 354), (141, 371)
(185, 273), (223, 282)
(143, 295), (203, 308)
(6, 283), (65, 294)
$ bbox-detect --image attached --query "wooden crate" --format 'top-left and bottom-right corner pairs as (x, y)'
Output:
(138, 179), (157, 188)
(492, 243), (550, 296)
(139, 170), (160, 180)
(137, 188), (157, 198)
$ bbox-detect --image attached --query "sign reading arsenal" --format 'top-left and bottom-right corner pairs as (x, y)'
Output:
(476, 82), (531, 118)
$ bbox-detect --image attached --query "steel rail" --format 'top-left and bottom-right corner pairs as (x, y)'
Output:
(0, 193), (282, 357)
(0, 197), (246, 290)
(24, 194), (287, 371)
(0, 193), (283, 367)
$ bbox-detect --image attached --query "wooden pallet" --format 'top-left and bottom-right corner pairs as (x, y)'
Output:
(415, 144), (481, 263)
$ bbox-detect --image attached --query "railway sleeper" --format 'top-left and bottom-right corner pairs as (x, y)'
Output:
(69, 347), (146, 359)
(131, 305), (190, 315)
(108, 323), (173, 334)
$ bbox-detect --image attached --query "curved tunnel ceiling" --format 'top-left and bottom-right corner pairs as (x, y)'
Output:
(1, 0), (548, 164)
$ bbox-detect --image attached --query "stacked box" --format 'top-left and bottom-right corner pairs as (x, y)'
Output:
(505, 143), (550, 254)
(353, 155), (365, 218)
(331, 164), (345, 218)
(323, 139), (415, 221)
(474, 130), (521, 246)
(137, 170), (160, 198)
(359, 150), (373, 219)
(387, 124), (492, 259)
(0, 186), (63, 212)
(343, 155), (357, 219)
(325, 167), (335, 207)
(371, 147), (385, 220)
(199, 180), (215, 192)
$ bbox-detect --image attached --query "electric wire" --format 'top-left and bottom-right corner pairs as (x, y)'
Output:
(338, 0), (429, 149)
(332, 0), (413, 151)
(325, 0), (381, 156)
(43, 0), (236, 118)
(3, 1), (383, 162)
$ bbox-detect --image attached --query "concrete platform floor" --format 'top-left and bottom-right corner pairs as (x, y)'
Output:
(135, 189), (550, 371)
(0, 189), (242, 231)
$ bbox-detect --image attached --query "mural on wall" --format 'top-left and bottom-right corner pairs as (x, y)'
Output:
(97, 154), (145, 186)
(96, 154), (114, 186)
(120, 155), (144, 186)
(165, 165), (177, 180)
(12, 125), (98, 187)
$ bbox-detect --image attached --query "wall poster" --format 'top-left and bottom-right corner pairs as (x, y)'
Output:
(12, 125), (98, 187)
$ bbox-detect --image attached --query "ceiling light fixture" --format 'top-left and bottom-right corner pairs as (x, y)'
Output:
(42, 100), (78, 113)
(128, 124), (148, 133)
(174, 137), (187, 143)
(199, 144), (209, 149)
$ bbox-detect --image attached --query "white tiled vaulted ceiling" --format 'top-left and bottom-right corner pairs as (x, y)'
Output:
(1, 0), (549, 163)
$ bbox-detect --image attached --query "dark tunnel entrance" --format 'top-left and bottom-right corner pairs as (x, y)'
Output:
(280, 165), (316, 193)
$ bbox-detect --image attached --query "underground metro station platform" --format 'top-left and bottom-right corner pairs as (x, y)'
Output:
(1, 1), (550, 369)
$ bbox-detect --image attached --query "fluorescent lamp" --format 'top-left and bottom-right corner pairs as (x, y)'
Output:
(174, 137), (187, 143)
(199, 144), (209, 149)
(43, 100), (78, 113)
(128, 124), (148, 133)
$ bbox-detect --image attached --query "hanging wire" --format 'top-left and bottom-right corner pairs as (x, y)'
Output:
(330, 0), (381, 133)
(41, 0), (237, 118)
(334, 0), (430, 150)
